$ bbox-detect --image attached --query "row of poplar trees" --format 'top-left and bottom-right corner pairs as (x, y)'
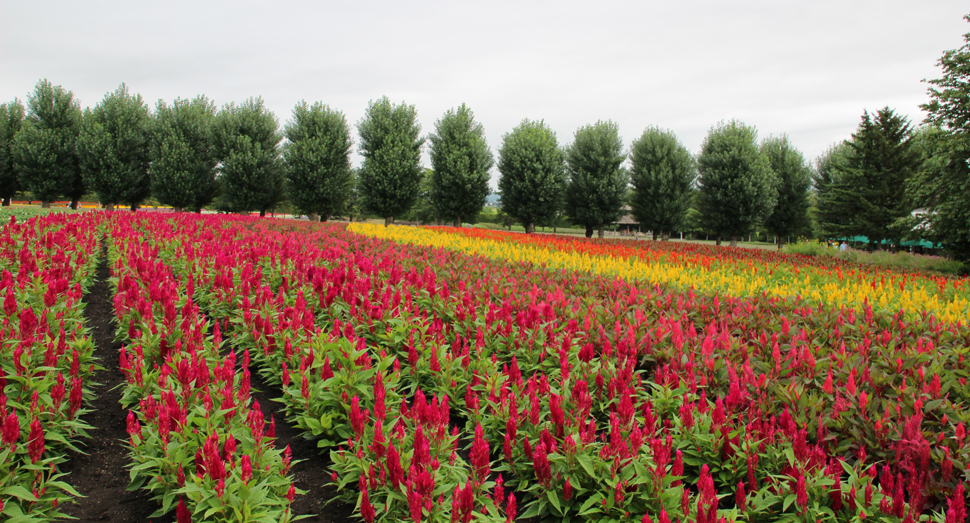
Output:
(0, 80), (810, 242)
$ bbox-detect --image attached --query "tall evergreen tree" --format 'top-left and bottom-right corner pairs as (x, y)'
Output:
(629, 127), (696, 240)
(76, 84), (152, 210)
(150, 96), (219, 212)
(11, 79), (84, 208)
(428, 104), (493, 226)
(918, 14), (970, 260)
(283, 101), (353, 221)
(823, 108), (918, 248)
(761, 135), (812, 248)
(563, 120), (628, 238)
(696, 120), (778, 247)
(357, 97), (424, 226)
(497, 119), (566, 234)
(813, 142), (853, 239)
(0, 100), (25, 206)
(213, 97), (284, 215)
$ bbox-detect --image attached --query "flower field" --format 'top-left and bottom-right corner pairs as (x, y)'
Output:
(2, 213), (970, 523)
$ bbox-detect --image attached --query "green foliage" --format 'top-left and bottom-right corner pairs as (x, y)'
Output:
(150, 96), (219, 211)
(783, 240), (965, 275)
(0, 99), (25, 205)
(283, 101), (353, 220)
(76, 83), (151, 209)
(563, 120), (628, 237)
(11, 79), (83, 206)
(696, 120), (778, 243)
(429, 104), (493, 226)
(357, 96), (425, 225)
(812, 142), (853, 239)
(918, 14), (970, 261)
(629, 127), (696, 240)
(213, 97), (284, 214)
(497, 119), (566, 234)
(820, 108), (918, 248)
(762, 135), (812, 247)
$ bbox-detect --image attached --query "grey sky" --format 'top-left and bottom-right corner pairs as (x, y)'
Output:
(2, 0), (967, 185)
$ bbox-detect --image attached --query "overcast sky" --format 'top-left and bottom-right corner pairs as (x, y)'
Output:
(2, 1), (967, 185)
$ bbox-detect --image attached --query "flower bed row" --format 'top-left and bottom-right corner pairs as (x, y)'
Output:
(105, 214), (969, 522)
(351, 224), (970, 324)
(0, 213), (101, 521)
(105, 216), (299, 522)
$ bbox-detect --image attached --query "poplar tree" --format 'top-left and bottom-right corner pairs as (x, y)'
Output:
(428, 104), (493, 226)
(11, 79), (84, 208)
(0, 100), (25, 206)
(563, 120), (628, 238)
(77, 84), (152, 210)
(283, 101), (353, 221)
(213, 97), (284, 215)
(761, 135), (812, 248)
(497, 119), (565, 234)
(629, 127), (696, 240)
(150, 96), (219, 212)
(696, 120), (778, 247)
(357, 97), (424, 226)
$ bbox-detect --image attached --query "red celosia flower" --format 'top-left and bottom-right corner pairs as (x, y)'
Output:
(241, 455), (252, 482)
(176, 497), (192, 523)
(350, 395), (365, 437)
(532, 442), (551, 487)
(946, 483), (966, 523)
(564, 478), (572, 501)
(2, 412), (19, 446)
(470, 423), (490, 483)
(408, 482), (423, 523)
(361, 487), (376, 523)
(505, 493), (516, 523)
(287, 483), (296, 503)
(795, 469), (807, 512)
(27, 419), (44, 463)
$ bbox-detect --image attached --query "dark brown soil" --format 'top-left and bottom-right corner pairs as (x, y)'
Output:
(247, 368), (356, 522)
(59, 253), (167, 522)
(59, 254), (355, 522)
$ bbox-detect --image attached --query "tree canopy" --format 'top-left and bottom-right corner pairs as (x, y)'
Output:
(149, 96), (220, 212)
(283, 101), (353, 221)
(428, 104), (493, 226)
(11, 79), (84, 207)
(0, 100), (25, 206)
(563, 120), (628, 237)
(76, 83), (152, 210)
(213, 97), (284, 215)
(917, 14), (970, 260)
(761, 135), (812, 248)
(818, 108), (918, 248)
(628, 127), (696, 240)
(696, 120), (778, 246)
(497, 119), (565, 234)
(357, 97), (424, 226)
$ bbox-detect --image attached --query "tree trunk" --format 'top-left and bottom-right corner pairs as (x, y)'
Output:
(715, 236), (720, 246)
(454, 218), (461, 227)
(526, 222), (535, 234)
(130, 204), (138, 211)
(729, 236), (738, 248)
(384, 216), (394, 227)
(259, 210), (266, 217)
(651, 230), (657, 241)
(1, 197), (9, 206)
(597, 226), (604, 238)
(585, 225), (594, 238)
(173, 206), (183, 213)
(42, 201), (51, 209)
(309, 212), (319, 222)
(777, 237), (784, 250)
(105, 203), (115, 211)
(321, 215), (328, 222)
(70, 200), (78, 210)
